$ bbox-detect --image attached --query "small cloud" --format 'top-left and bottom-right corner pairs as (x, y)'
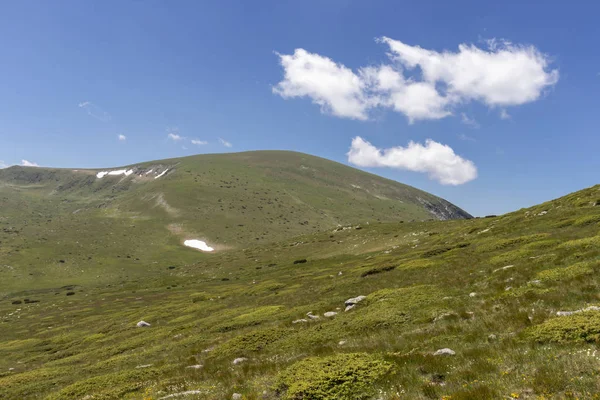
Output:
(460, 113), (480, 128)
(458, 133), (476, 142)
(499, 109), (511, 119)
(347, 136), (477, 185)
(191, 139), (208, 145)
(168, 133), (183, 141)
(21, 160), (39, 167)
(219, 138), (233, 148)
(182, 145), (188, 150)
(118, 134), (127, 141)
(78, 101), (111, 122)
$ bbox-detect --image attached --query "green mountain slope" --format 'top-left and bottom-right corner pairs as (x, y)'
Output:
(0, 151), (469, 292)
(1, 175), (600, 398)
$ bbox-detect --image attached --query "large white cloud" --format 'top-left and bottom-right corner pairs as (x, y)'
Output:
(273, 49), (370, 120)
(347, 136), (477, 185)
(274, 38), (558, 123)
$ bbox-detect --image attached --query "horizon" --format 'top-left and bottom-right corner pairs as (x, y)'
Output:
(2, 1), (600, 216)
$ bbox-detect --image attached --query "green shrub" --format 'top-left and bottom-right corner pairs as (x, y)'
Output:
(527, 311), (600, 343)
(274, 353), (392, 400)
(558, 235), (600, 250)
(573, 214), (600, 226)
(477, 234), (549, 252)
(215, 305), (285, 332)
(211, 327), (290, 358)
(536, 261), (597, 283)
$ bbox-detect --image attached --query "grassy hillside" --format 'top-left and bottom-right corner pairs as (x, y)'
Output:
(0, 151), (469, 293)
(1, 176), (600, 398)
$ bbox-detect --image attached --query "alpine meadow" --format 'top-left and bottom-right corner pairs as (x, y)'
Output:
(2, 1), (600, 399)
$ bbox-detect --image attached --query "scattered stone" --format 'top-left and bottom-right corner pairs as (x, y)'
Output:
(338, 340), (347, 346)
(137, 320), (151, 328)
(505, 286), (512, 291)
(433, 348), (456, 356)
(186, 364), (203, 369)
(345, 295), (366, 306)
(135, 364), (153, 368)
(538, 210), (548, 216)
(344, 304), (356, 312)
(232, 357), (247, 365)
(159, 391), (203, 399)
(306, 312), (320, 320)
(232, 394), (243, 400)
(433, 312), (457, 322)
(323, 311), (338, 318)
(338, 271), (343, 276)
(488, 334), (497, 341)
(493, 265), (515, 273)
(556, 306), (600, 317)
(292, 319), (308, 324)
(8, 368), (14, 371)
(469, 292), (477, 297)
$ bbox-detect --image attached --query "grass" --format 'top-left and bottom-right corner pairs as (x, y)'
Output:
(1, 157), (600, 398)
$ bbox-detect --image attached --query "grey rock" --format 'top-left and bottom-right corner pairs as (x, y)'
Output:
(557, 305), (600, 317)
(292, 318), (308, 324)
(488, 334), (497, 341)
(323, 311), (338, 318)
(232, 357), (247, 365)
(232, 394), (242, 400)
(469, 292), (477, 298)
(136, 320), (151, 328)
(338, 340), (347, 346)
(345, 295), (366, 306)
(433, 348), (456, 356)
(186, 364), (203, 369)
(344, 304), (356, 312)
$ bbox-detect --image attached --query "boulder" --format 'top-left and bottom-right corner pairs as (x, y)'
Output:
(344, 295), (366, 306)
(433, 348), (456, 356)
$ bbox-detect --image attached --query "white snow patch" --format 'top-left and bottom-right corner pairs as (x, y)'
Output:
(96, 169), (134, 179)
(184, 239), (214, 252)
(155, 169), (169, 179)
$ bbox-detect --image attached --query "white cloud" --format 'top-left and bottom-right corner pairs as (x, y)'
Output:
(274, 38), (558, 123)
(0, 160), (8, 169)
(191, 139), (208, 145)
(168, 133), (183, 141)
(460, 113), (480, 128)
(499, 109), (511, 120)
(347, 136), (477, 185)
(78, 101), (111, 122)
(273, 49), (369, 120)
(118, 134), (127, 141)
(458, 133), (476, 142)
(219, 138), (232, 148)
(21, 160), (39, 167)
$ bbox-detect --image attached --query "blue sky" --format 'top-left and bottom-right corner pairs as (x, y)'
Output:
(1, 1), (599, 216)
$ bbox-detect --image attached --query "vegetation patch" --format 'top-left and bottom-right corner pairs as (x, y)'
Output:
(558, 235), (600, 250)
(274, 353), (393, 400)
(360, 265), (396, 277)
(573, 214), (600, 226)
(527, 311), (600, 343)
(536, 261), (597, 283)
(215, 305), (285, 332)
(211, 327), (290, 359)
